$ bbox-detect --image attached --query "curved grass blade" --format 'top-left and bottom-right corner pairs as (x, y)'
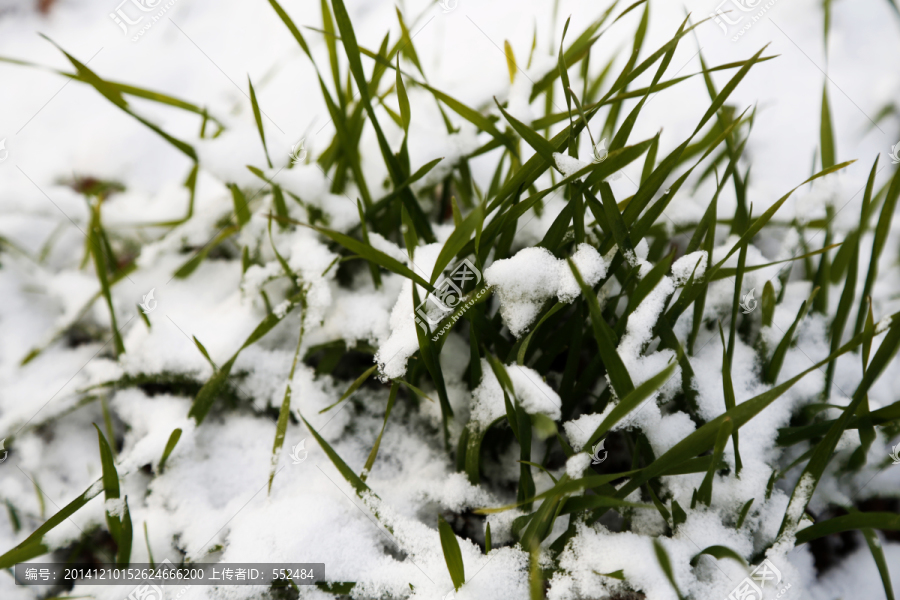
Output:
(794, 512), (900, 545)
(689, 545), (747, 568)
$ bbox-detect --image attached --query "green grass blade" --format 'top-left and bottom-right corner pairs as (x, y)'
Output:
(568, 259), (635, 397)
(361, 382), (399, 480)
(495, 99), (557, 165)
(310, 223), (433, 291)
(856, 164), (900, 334)
(584, 357), (677, 450)
(301, 414), (371, 496)
(88, 204), (125, 357)
(94, 424), (131, 566)
(820, 83), (836, 169)
(862, 528), (896, 600)
(319, 365), (377, 413)
(0, 477), (103, 569)
(329, 0), (434, 242)
(689, 545), (747, 568)
(653, 539), (685, 600)
(765, 290), (817, 384)
(795, 512), (900, 545)
(780, 318), (900, 537)
(158, 428), (182, 473)
(696, 417), (732, 506)
(248, 77), (272, 168)
(438, 515), (466, 590)
(430, 202), (482, 284)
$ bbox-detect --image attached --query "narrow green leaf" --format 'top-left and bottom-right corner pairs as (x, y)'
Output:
(248, 77), (272, 168)
(495, 99), (557, 165)
(329, 0), (434, 242)
(504, 40), (517, 83)
(0, 478), (102, 569)
(862, 528), (896, 600)
(438, 515), (466, 590)
(584, 357), (677, 450)
(689, 545), (747, 568)
(697, 417), (732, 506)
(319, 365), (377, 413)
(158, 428), (182, 473)
(300, 413), (371, 495)
(395, 57), (410, 132)
(230, 184), (252, 226)
(568, 259), (635, 398)
(431, 202), (482, 284)
(95, 424), (131, 566)
(311, 224), (433, 292)
(856, 163), (900, 334)
(780, 318), (900, 536)
(189, 297), (302, 423)
(820, 83), (836, 169)
(653, 539), (685, 600)
(795, 512), (900, 545)
(765, 289), (817, 384)
(361, 382), (399, 480)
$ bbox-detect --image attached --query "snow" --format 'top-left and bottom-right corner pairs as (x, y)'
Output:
(565, 453), (593, 479)
(484, 244), (607, 337)
(1, 0), (899, 598)
(104, 498), (127, 519)
(470, 359), (562, 430)
(671, 250), (708, 285)
(552, 153), (591, 178)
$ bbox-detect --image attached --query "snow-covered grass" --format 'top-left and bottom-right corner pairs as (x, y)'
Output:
(1, 0), (900, 599)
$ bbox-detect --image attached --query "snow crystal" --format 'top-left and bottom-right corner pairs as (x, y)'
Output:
(470, 359), (562, 430)
(565, 453), (593, 479)
(104, 498), (127, 518)
(671, 250), (708, 285)
(563, 412), (609, 452)
(558, 244), (609, 303)
(552, 152), (591, 178)
(485, 244), (607, 337)
(484, 246), (561, 337)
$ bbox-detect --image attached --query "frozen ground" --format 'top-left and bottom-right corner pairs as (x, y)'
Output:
(1, 0), (900, 599)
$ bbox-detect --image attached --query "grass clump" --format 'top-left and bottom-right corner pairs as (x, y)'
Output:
(1, 1), (899, 599)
